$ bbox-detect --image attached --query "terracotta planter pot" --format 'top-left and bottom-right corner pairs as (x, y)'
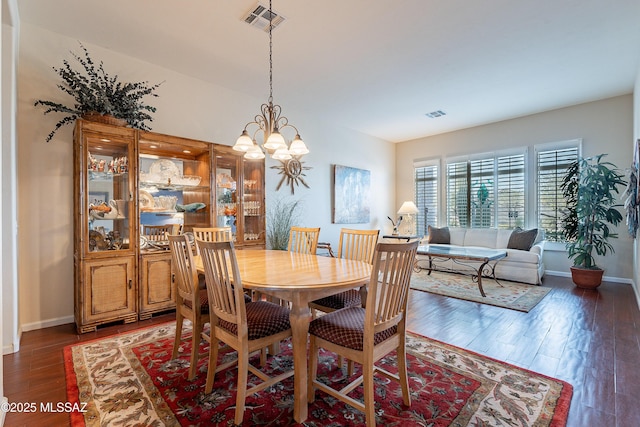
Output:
(570, 266), (604, 289)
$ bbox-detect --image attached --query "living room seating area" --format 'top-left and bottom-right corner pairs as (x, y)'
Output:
(416, 226), (545, 285)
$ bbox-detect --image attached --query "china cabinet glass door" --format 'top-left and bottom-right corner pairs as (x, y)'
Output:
(243, 159), (265, 245)
(84, 133), (135, 255)
(214, 150), (241, 242)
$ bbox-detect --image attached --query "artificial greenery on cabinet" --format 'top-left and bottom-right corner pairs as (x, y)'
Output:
(35, 43), (163, 142)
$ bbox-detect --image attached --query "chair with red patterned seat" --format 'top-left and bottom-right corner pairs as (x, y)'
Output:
(307, 240), (419, 427)
(167, 233), (210, 380)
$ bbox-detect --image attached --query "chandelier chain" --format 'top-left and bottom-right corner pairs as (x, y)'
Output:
(268, 0), (273, 103)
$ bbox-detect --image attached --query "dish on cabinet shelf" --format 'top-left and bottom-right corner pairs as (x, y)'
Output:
(216, 173), (236, 189)
(139, 190), (154, 210)
(89, 207), (118, 220)
(149, 159), (179, 182)
(172, 175), (201, 186)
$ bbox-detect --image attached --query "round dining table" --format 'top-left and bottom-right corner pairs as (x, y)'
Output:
(195, 249), (371, 423)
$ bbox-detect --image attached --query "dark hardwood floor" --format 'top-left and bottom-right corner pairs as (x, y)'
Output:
(3, 274), (640, 426)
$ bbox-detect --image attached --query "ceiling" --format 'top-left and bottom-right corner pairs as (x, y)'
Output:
(16, 0), (640, 143)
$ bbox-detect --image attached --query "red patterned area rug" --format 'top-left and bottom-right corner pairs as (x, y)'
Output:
(64, 322), (572, 426)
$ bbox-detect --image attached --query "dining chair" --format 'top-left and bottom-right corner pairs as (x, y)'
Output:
(307, 240), (419, 427)
(287, 226), (320, 254)
(142, 223), (181, 241)
(309, 228), (379, 315)
(167, 233), (210, 380)
(309, 228), (380, 373)
(197, 239), (294, 425)
(192, 227), (233, 254)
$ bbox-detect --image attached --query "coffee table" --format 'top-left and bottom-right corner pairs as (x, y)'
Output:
(416, 244), (507, 297)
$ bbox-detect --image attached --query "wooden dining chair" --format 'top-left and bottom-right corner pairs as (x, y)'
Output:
(192, 227), (233, 254)
(167, 234), (210, 380)
(287, 226), (320, 254)
(309, 228), (380, 315)
(197, 240), (294, 426)
(308, 240), (419, 427)
(309, 228), (380, 373)
(142, 223), (181, 241)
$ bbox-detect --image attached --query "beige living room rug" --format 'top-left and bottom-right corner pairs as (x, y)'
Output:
(410, 269), (551, 312)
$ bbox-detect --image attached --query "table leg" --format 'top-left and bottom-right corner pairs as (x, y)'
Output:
(289, 295), (312, 423)
(428, 255), (434, 275)
(475, 260), (489, 297)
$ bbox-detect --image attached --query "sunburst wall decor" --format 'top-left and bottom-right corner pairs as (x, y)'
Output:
(271, 157), (312, 194)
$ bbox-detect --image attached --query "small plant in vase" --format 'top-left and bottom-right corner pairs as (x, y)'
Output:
(35, 43), (163, 142)
(560, 154), (626, 289)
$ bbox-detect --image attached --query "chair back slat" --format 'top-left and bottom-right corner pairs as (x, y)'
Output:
(288, 226), (320, 254)
(337, 228), (379, 264)
(193, 227), (233, 242)
(366, 241), (418, 332)
(193, 227), (233, 255)
(168, 234), (199, 304)
(197, 239), (246, 328)
(144, 224), (180, 241)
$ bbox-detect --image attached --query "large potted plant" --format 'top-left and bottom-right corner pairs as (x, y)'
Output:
(35, 43), (162, 142)
(560, 154), (626, 289)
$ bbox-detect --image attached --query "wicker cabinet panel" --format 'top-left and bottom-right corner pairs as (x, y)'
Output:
(139, 252), (175, 320)
(78, 257), (137, 333)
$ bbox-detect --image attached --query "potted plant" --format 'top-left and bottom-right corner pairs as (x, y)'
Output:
(560, 154), (626, 289)
(266, 197), (303, 250)
(35, 43), (163, 142)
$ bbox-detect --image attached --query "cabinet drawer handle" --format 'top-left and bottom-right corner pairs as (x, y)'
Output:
(128, 279), (132, 289)
(171, 273), (175, 283)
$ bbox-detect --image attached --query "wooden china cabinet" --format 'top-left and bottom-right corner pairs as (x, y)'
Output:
(73, 120), (265, 333)
(73, 120), (138, 333)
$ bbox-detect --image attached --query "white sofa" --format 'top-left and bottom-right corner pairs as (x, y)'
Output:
(416, 227), (545, 285)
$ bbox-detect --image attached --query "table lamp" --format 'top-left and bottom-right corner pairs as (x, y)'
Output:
(397, 201), (419, 236)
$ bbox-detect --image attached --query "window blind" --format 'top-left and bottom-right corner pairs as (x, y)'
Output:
(536, 146), (579, 242)
(414, 164), (438, 236)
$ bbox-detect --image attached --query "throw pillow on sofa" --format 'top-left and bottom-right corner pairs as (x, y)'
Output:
(427, 225), (450, 244)
(507, 227), (538, 251)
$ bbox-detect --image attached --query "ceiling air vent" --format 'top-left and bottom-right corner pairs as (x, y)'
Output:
(425, 110), (446, 118)
(243, 3), (286, 32)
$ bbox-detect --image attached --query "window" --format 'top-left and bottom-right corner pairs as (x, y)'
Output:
(536, 141), (580, 242)
(445, 152), (525, 229)
(414, 161), (438, 237)
(496, 154), (525, 229)
(413, 140), (579, 238)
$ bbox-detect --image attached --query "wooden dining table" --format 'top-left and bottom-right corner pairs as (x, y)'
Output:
(194, 249), (371, 423)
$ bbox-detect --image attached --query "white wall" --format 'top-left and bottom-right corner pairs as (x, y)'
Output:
(396, 95), (635, 282)
(15, 24), (394, 332)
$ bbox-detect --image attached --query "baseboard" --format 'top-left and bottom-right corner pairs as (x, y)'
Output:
(544, 270), (633, 285)
(21, 315), (74, 333)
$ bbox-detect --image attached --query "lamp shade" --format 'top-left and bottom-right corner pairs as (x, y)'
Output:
(264, 129), (287, 151)
(233, 130), (254, 152)
(397, 201), (419, 215)
(288, 134), (309, 155)
(244, 142), (266, 160)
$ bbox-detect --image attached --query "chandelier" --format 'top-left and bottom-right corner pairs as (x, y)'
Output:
(233, 0), (308, 161)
